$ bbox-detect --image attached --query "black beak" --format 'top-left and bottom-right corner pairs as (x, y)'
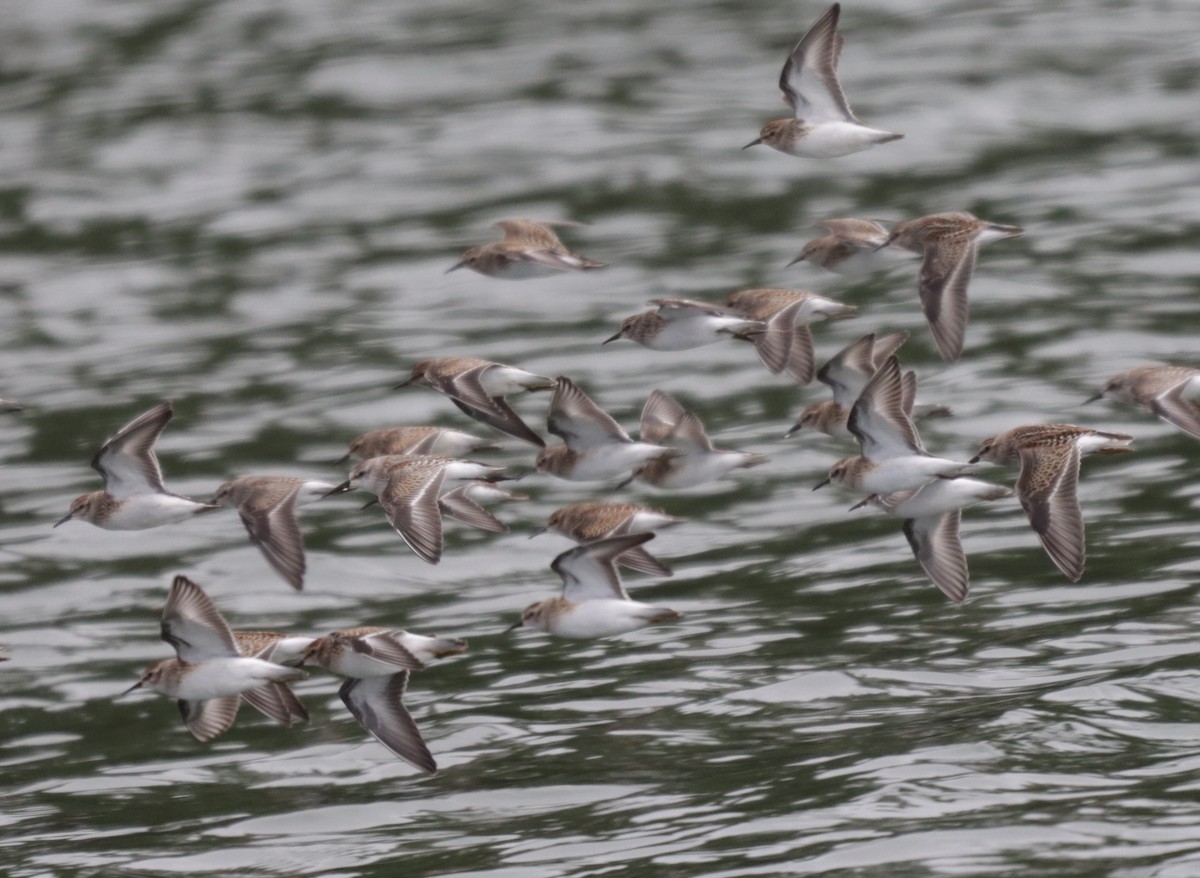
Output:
(392, 377), (414, 390)
(783, 421), (803, 438)
(505, 618), (524, 632)
(968, 455), (981, 464)
(323, 480), (353, 498)
(53, 511), (73, 528)
(742, 137), (763, 150)
(602, 331), (622, 345)
(1083, 393), (1103, 404)
(119, 680), (143, 697)
(528, 525), (547, 539)
(812, 477), (830, 491)
(786, 253), (806, 267)
(445, 261), (467, 274)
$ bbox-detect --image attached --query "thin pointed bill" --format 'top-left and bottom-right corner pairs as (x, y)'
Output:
(444, 261), (467, 274)
(742, 138), (764, 150)
(392, 377), (415, 390)
(1082, 393), (1103, 404)
(786, 253), (806, 267)
(527, 525), (547, 539)
(119, 680), (144, 697)
(602, 331), (622, 345)
(323, 480), (354, 498)
(812, 477), (831, 491)
(505, 618), (524, 632)
(53, 511), (73, 528)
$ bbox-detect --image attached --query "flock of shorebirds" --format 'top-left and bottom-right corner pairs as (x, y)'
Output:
(5, 3), (1199, 775)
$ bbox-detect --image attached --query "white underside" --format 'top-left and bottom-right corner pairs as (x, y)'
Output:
(861, 456), (969, 495)
(559, 444), (668, 482)
(163, 657), (297, 700)
(642, 317), (755, 351)
(481, 366), (552, 395)
(781, 121), (899, 158)
(102, 494), (210, 530)
(544, 600), (671, 638)
(885, 478), (1010, 518)
(647, 452), (759, 489)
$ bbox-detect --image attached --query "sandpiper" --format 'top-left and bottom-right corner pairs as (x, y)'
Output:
(744, 4), (902, 158)
(301, 627), (467, 774)
(535, 500), (686, 577)
(877, 211), (1024, 362)
(535, 377), (676, 483)
(1088, 365), (1200, 441)
(725, 288), (857, 384)
(604, 298), (765, 352)
(327, 454), (509, 564)
(446, 220), (605, 279)
(509, 533), (682, 639)
(336, 426), (499, 465)
(632, 390), (768, 489)
(55, 402), (219, 530)
(787, 331), (909, 438)
(123, 575), (309, 742)
(395, 357), (554, 447)
(854, 478), (1014, 602)
(815, 356), (973, 494)
(788, 218), (908, 274)
(212, 476), (339, 591)
(971, 424), (1134, 582)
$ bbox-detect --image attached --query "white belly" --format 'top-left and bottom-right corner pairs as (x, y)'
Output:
(787, 121), (897, 158)
(104, 494), (207, 530)
(173, 657), (297, 700)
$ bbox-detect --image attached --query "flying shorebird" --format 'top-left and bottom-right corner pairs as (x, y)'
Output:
(395, 357), (554, 447)
(853, 478), (1014, 603)
(970, 424), (1134, 582)
(724, 288), (857, 385)
(815, 356), (973, 494)
(876, 211), (1024, 363)
(535, 377), (677, 483)
(534, 500), (686, 577)
(326, 454), (510, 564)
(744, 3), (902, 158)
(1088, 365), (1200, 442)
(336, 426), (499, 465)
(446, 220), (605, 279)
(509, 533), (682, 639)
(788, 218), (914, 274)
(300, 627), (467, 774)
(212, 476), (339, 591)
(122, 575), (309, 742)
(55, 402), (219, 530)
(631, 390), (769, 489)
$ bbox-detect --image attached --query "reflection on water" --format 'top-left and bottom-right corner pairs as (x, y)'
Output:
(3, 0), (1200, 875)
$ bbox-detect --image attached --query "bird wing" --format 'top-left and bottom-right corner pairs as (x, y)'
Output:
(339, 674), (436, 774)
(1016, 443), (1085, 582)
(779, 3), (858, 124)
(92, 401), (173, 498)
(161, 575), (239, 660)
(552, 532), (656, 602)
(378, 465), (448, 564)
(547, 377), (630, 447)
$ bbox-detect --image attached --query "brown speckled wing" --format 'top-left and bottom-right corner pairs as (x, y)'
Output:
(239, 483), (306, 591)
(918, 238), (975, 363)
(493, 220), (567, 249)
(378, 465), (448, 564)
(1017, 444), (1085, 582)
(241, 682), (308, 726)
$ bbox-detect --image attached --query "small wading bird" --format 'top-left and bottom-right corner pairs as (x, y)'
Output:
(56, 402), (219, 530)
(122, 576), (309, 742)
(446, 220), (605, 279)
(509, 533), (682, 639)
(744, 3), (902, 158)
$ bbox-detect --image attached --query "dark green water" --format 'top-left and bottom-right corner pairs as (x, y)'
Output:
(3, 0), (1200, 875)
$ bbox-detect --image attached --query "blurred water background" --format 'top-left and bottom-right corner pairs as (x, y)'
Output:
(3, 0), (1200, 875)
